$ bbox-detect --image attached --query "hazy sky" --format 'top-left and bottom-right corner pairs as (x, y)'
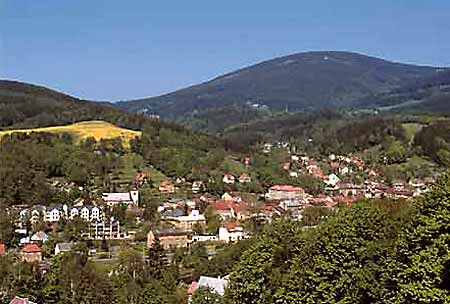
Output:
(1, 0), (449, 101)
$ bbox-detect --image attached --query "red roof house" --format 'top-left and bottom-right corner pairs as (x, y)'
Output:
(21, 244), (42, 263)
(0, 243), (6, 256)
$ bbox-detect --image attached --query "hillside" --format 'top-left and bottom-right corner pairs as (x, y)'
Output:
(0, 120), (141, 146)
(116, 51), (442, 120)
(355, 69), (450, 113)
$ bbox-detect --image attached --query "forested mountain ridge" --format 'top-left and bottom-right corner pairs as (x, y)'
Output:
(116, 51), (442, 120)
(0, 80), (221, 151)
(355, 69), (450, 112)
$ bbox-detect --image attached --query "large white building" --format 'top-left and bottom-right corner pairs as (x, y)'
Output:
(102, 191), (139, 206)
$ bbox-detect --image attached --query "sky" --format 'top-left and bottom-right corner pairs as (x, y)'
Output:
(1, 0), (449, 101)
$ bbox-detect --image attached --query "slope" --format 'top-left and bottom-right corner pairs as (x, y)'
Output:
(116, 51), (441, 119)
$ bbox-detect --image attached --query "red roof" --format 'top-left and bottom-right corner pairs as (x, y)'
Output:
(9, 297), (36, 304)
(22, 244), (41, 253)
(210, 200), (249, 213)
(0, 243), (6, 256)
(210, 200), (233, 211)
(270, 185), (304, 192)
(188, 281), (198, 295)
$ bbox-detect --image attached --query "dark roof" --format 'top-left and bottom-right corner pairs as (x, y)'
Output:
(156, 229), (190, 237)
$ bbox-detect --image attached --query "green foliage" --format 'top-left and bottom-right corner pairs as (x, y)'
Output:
(192, 287), (224, 304)
(301, 206), (333, 226)
(204, 206), (222, 235)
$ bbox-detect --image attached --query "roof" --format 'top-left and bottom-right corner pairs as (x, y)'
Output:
(102, 193), (132, 202)
(22, 244), (41, 253)
(198, 276), (228, 295)
(31, 231), (48, 241)
(9, 297), (37, 304)
(0, 243), (6, 255)
(187, 281), (198, 295)
(210, 200), (234, 211)
(56, 242), (76, 252)
(270, 185), (304, 192)
(156, 229), (190, 237)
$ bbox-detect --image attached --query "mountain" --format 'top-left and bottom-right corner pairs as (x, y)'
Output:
(0, 80), (179, 132)
(355, 69), (450, 113)
(116, 51), (442, 119)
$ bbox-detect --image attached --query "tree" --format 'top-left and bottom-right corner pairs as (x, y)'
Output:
(0, 207), (15, 246)
(147, 237), (165, 280)
(192, 287), (224, 304)
(204, 206), (222, 235)
(301, 206), (333, 226)
(226, 240), (275, 304)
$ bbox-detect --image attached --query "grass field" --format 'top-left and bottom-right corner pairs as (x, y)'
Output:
(0, 120), (141, 145)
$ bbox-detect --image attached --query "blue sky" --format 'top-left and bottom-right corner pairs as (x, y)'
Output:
(1, 0), (449, 101)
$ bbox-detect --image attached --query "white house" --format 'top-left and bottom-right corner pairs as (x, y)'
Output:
(192, 181), (204, 193)
(45, 207), (61, 222)
(31, 231), (49, 243)
(102, 191), (139, 206)
(218, 222), (246, 243)
(324, 174), (340, 187)
(55, 242), (78, 255)
(222, 174), (235, 184)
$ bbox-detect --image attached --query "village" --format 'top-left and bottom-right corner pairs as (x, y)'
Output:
(0, 141), (436, 282)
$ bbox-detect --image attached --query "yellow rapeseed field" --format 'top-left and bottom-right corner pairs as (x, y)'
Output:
(0, 121), (141, 146)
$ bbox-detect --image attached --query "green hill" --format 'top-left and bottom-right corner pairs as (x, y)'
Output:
(116, 51), (442, 120)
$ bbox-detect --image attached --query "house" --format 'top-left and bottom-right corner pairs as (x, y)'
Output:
(102, 191), (139, 206)
(222, 174), (235, 184)
(86, 220), (123, 240)
(218, 221), (246, 243)
(335, 183), (365, 197)
(55, 242), (78, 255)
(210, 201), (236, 219)
(323, 174), (340, 187)
(45, 206), (62, 222)
(198, 276), (228, 295)
(221, 192), (234, 201)
(21, 244), (42, 263)
(133, 172), (148, 188)
(188, 276), (228, 303)
(192, 181), (204, 193)
(164, 210), (206, 232)
(0, 243), (6, 256)
(266, 185), (305, 200)
(338, 166), (352, 175)
(30, 231), (49, 243)
(242, 157), (252, 167)
(147, 229), (191, 250)
(9, 297), (37, 304)
(79, 206), (102, 222)
(238, 173), (251, 183)
(192, 235), (219, 242)
(289, 171), (299, 178)
(159, 180), (175, 194)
